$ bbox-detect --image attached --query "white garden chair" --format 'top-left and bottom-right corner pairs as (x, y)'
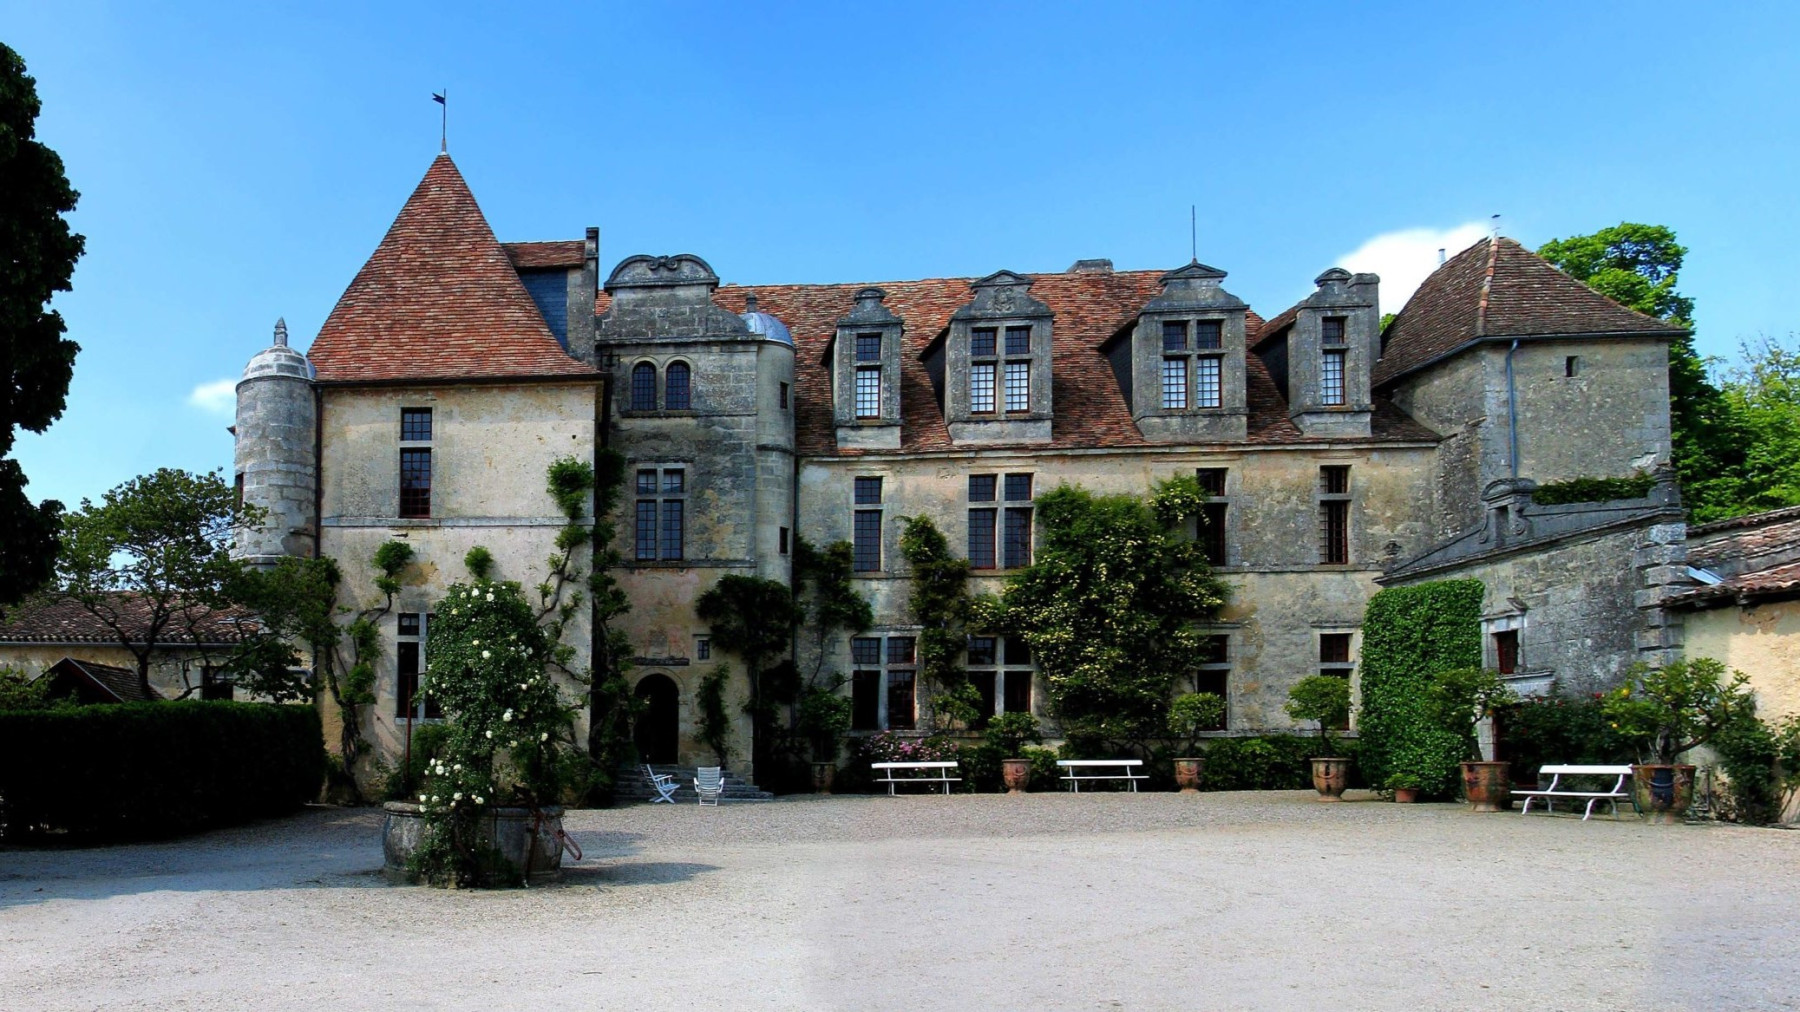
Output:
(694, 766), (725, 806)
(643, 764), (679, 804)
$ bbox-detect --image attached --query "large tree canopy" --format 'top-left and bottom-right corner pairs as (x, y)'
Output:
(0, 43), (83, 608)
(1535, 224), (1749, 520)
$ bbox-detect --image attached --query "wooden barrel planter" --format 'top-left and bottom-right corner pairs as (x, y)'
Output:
(382, 802), (567, 885)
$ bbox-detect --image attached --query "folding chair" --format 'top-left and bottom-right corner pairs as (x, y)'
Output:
(694, 766), (725, 806)
(643, 764), (679, 804)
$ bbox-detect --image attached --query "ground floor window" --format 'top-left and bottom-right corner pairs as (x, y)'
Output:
(967, 635), (1033, 727)
(851, 634), (917, 730)
(1190, 633), (1230, 730)
(395, 612), (442, 719)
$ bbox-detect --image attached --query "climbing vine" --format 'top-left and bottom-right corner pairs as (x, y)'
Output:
(898, 515), (979, 729)
(1355, 579), (1484, 797)
(1531, 475), (1656, 505)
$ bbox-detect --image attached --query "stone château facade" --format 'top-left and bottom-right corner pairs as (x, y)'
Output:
(233, 155), (1690, 778)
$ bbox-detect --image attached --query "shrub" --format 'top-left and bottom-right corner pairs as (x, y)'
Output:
(1712, 713), (1800, 825)
(0, 665), (57, 711)
(0, 701), (324, 842)
(1602, 657), (1755, 765)
(1284, 676), (1350, 743)
(1499, 694), (1635, 783)
(1357, 579), (1484, 798)
(1199, 735), (1316, 791)
(1530, 475), (1655, 505)
(382, 722), (453, 802)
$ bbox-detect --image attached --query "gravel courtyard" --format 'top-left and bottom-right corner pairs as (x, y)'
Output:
(2, 791), (1794, 1011)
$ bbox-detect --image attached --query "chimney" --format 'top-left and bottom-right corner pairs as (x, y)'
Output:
(1067, 258), (1114, 274)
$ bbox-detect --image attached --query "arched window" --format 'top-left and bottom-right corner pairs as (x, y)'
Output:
(630, 362), (657, 411)
(665, 361), (691, 410)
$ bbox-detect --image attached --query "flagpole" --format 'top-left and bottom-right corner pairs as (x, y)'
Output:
(433, 90), (447, 153)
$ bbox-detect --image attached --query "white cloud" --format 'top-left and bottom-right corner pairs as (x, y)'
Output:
(187, 378), (238, 416)
(1334, 222), (1490, 315)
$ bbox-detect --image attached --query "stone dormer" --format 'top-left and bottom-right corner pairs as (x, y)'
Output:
(596, 254), (753, 345)
(1286, 268), (1380, 438)
(1129, 261), (1250, 442)
(832, 287), (904, 450)
(944, 271), (1053, 444)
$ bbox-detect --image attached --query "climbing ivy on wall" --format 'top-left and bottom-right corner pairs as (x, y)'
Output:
(1530, 475), (1656, 506)
(1356, 579), (1484, 797)
(898, 515), (979, 728)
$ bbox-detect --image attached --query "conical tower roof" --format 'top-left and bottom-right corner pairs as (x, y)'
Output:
(307, 154), (592, 383)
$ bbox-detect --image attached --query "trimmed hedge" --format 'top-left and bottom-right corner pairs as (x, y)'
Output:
(1531, 475), (1655, 505)
(0, 701), (325, 842)
(1357, 579), (1484, 798)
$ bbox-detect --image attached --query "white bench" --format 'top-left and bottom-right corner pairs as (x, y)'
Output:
(1515, 764), (1634, 821)
(871, 760), (961, 796)
(1057, 759), (1147, 793)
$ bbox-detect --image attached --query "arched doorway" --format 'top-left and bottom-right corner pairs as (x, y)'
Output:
(633, 673), (681, 764)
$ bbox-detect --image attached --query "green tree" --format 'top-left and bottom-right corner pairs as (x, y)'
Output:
(56, 468), (264, 696)
(223, 556), (343, 703)
(1707, 337), (1800, 517)
(991, 476), (1228, 755)
(0, 44), (85, 608)
(1535, 224), (1744, 519)
(696, 574), (799, 770)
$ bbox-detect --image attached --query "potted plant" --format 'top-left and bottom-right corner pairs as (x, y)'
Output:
(1428, 667), (1517, 812)
(985, 711), (1043, 794)
(797, 684), (852, 794)
(1285, 676), (1352, 801)
(1168, 692), (1226, 793)
(1386, 772), (1423, 804)
(1602, 657), (1755, 824)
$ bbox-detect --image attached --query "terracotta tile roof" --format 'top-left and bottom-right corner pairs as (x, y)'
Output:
(307, 156), (594, 384)
(701, 270), (1436, 457)
(1374, 238), (1684, 388)
(503, 240), (586, 270)
(1670, 559), (1800, 609)
(1686, 504), (1800, 572)
(0, 594), (253, 646)
(50, 658), (165, 703)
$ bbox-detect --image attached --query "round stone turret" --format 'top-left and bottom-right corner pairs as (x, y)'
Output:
(234, 318), (318, 564)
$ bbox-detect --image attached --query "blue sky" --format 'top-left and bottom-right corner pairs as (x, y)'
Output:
(4, 2), (1797, 510)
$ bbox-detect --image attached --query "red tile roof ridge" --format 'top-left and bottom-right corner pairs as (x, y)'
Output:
(503, 240), (586, 270)
(307, 155), (591, 383)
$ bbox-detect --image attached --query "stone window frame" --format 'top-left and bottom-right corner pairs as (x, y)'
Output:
(628, 361), (658, 412)
(1195, 466), (1231, 567)
(1317, 464), (1352, 566)
(394, 611), (443, 721)
(852, 475), (884, 574)
(1191, 631), (1231, 731)
(966, 471), (1034, 570)
(965, 633), (1036, 726)
(632, 463), (688, 563)
(968, 324), (1039, 416)
(1155, 316), (1229, 414)
(1484, 613), (1525, 675)
(849, 629), (920, 731)
(663, 359), (693, 411)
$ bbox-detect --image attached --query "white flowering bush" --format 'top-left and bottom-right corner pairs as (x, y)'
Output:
(412, 577), (575, 886)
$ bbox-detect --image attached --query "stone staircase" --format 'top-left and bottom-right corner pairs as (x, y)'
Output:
(613, 764), (774, 803)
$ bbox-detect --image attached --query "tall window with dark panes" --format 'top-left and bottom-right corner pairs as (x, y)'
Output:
(967, 474), (997, 569)
(850, 633), (916, 730)
(1002, 473), (1033, 568)
(855, 334), (882, 418)
(1003, 325), (1032, 413)
(1194, 320), (1223, 408)
(1193, 633), (1229, 729)
(1320, 316), (1347, 406)
(630, 362), (657, 411)
(967, 635), (1034, 727)
(398, 407), (433, 519)
(1493, 629), (1519, 675)
(635, 467), (686, 561)
(1196, 467), (1228, 566)
(1161, 317), (1188, 410)
(664, 361), (691, 410)
(853, 476), (883, 572)
(1319, 465), (1350, 565)
(969, 327), (998, 413)
(394, 612), (442, 719)
(1318, 632), (1355, 729)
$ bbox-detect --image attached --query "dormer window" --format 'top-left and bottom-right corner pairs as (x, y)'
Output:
(832, 289), (905, 448)
(968, 324), (1034, 415)
(1157, 318), (1227, 410)
(1321, 350), (1346, 405)
(1321, 317), (1346, 345)
(944, 271), (1053, 444)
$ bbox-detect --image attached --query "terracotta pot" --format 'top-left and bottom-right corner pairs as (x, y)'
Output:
(1002, 758), (1032, 794)
(1460, 760), (1513, 813)
(1310, 757), (1350, 801)
(381, 802), (566, 885)
(811, 761), (837, 795)
(1631, 764), (1696, 824)
(1392, 787), (1420, 804)
(1173, 757), (1203, 793)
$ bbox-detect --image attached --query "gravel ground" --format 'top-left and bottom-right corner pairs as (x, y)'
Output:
(2, 791), (1795, 1011)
